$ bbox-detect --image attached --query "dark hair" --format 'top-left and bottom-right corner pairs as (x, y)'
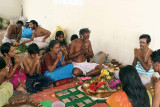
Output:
(139, 34), (151, 43)
(151, 49), (160, 63)
(24, 22), (30, 28)
(79, 28), (91, 36)
(119, 65), (150, 107)
(70, 34), (78, 41)
(45, 40), (60, 53)
(28, 43), (39, 55)
(0, 42), (15, 66)
(60, 41), (66, 46)
(1, 42), (12, 56)
(16, 20), (24, 26)
(0, 57), (6, 70)
(30, 20), (38, 27)
(55, 31), (64, 40)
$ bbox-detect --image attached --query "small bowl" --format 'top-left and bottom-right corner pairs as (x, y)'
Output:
(52, 101), (65, 107)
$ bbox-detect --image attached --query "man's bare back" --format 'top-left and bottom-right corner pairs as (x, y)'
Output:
(5, 25), (21, 39)
(69, 38), (93, 63)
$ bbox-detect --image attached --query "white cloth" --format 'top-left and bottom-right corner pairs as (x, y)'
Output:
(26, 36), (50, 49)
(72, 61), (99, 75)
(114, 70), (151, 85)
(139, 74), (151, 85)
(2, 36), (26, 44)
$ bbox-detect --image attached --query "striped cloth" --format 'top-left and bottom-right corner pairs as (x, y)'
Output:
(136, 61), (154, 77)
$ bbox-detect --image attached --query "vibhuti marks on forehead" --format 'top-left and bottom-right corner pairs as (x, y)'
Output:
(140, 39), (146, 43)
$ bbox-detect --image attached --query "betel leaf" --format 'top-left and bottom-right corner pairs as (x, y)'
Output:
(17, 45), (28, 53)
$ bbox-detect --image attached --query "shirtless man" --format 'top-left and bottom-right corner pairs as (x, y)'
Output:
(23, 20), (51, 49)
(2, 20), (24, 44)
(23, 43), (53, 93)
(69, 28), (104, 77)
(150, 49), (160, 107)
(132, 34), (154, 85)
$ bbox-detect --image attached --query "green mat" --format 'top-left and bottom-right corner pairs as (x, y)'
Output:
(55, 86), (96, 107)
(39, 100), (53, 107)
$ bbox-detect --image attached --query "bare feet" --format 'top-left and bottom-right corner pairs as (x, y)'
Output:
(42, 84), (53, 90)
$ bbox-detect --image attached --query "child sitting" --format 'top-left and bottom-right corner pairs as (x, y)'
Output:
(55, 31), (66, 43)
(23, 43), (53, 93)
(60, 41), (72, 64)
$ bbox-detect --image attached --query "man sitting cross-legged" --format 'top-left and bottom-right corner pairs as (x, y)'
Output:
(132, 34), (154, 85)
(69, 28), (104, 77)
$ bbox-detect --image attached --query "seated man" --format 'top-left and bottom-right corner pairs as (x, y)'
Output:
(23, 43), (53, 93)
(69, 28), (104, 77)
(132, 34), (154, 85)
(2, 20), (24, 44)
(151, 49), (160, 107)
(0, 57), (13, 107)
(22, 20), (51, 49)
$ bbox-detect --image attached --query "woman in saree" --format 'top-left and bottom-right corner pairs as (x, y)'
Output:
(106, 65), (152, 107)
(0, 42), (27, 93)
(41, 40), (73, 82)
(0, 57), (13, 107)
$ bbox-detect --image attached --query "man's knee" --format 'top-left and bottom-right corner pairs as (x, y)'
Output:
(95, 65), (105, 69)
(72, 68), (83, 76)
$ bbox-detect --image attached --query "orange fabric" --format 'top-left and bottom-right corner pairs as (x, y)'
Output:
(106, 91), (132, 107)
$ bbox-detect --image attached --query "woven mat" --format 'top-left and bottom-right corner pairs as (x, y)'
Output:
(29, 81), (107, 107)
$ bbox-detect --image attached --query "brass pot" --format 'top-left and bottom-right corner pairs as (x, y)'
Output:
(96, 89), (105, 93)
(82, 83), (90, 89)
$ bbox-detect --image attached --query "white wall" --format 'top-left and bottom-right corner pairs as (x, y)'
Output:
(22, 0), (160, 65)
(0, 0), (21, 20)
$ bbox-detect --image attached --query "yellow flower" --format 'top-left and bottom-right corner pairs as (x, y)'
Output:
(107, 76), (111, 80)
(101, 69), (109, 75)
(52, 94), (55, 97)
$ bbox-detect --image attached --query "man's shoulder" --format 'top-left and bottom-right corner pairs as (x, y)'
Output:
(9, 24), (16, 27)
(74, 38), (82, 42)
(38, 26), (43, 30)
(72, 38), (81, 43)
(8, 24), (16, 29)
(38, 26), (46, 31)
(149, 48), (153, 53)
